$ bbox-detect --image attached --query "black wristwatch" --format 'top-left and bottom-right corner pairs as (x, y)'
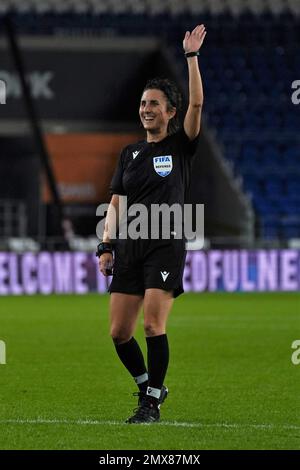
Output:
(96, 242), (113, 258)
(184, 50), (200, 58)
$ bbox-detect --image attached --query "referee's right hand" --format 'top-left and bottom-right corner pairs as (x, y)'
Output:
(99, 253), (114, 276)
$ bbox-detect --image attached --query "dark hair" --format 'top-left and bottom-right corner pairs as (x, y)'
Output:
(142, 78), (182, 135)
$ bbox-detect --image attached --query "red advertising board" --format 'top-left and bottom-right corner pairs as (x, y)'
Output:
(43, 133), (142, 203)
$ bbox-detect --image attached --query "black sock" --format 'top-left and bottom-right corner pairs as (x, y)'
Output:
(137, 380), (148, 392)
(114, 337), (148, 391)
(146, 334), (169, 401)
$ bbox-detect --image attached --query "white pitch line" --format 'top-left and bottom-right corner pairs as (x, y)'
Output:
(0, 418), (300, 431)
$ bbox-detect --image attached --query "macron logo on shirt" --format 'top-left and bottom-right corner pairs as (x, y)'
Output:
(132, 150), (140, 159)
(161, 271), (170, 282)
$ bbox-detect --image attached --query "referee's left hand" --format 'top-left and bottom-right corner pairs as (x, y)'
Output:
(183, 24), (207, 53)
(99, 252), (114, 276)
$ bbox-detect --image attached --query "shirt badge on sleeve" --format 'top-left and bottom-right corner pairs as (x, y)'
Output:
(153, 155), (173, 177)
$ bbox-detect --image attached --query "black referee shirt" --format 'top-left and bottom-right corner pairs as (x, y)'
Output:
(110, 127), (199, 213)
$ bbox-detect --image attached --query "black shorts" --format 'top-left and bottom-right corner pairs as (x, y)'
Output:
(108, 238), (186, 298)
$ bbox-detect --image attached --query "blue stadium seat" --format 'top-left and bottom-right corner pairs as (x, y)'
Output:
(0, 5), (298, 240)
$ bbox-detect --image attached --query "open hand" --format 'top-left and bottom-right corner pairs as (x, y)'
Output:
(183, 24), (207, 53)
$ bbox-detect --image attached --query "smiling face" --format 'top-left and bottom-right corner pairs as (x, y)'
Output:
(139, 88), (176, 136)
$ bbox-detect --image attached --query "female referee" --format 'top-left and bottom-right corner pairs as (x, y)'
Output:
(97, 25), (206, 424)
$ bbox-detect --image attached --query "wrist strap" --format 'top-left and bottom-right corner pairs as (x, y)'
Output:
(184, 51), (200, 58)
(96, 242), (113, 258)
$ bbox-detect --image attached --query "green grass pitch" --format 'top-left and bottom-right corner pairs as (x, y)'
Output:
(0, 293), (299, 450)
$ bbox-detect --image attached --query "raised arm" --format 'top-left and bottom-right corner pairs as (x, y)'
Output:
(183, 24), (206, 140)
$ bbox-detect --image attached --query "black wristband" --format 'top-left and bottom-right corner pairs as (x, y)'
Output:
(184, 51), (200, 58)
(96, 242), (113, 258)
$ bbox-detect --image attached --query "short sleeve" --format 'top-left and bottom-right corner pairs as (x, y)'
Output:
(109, 148), (127, 195)
(176, 127), (200, 156)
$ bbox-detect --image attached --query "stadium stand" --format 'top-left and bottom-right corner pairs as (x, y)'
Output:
(0, 0), (299, 241)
